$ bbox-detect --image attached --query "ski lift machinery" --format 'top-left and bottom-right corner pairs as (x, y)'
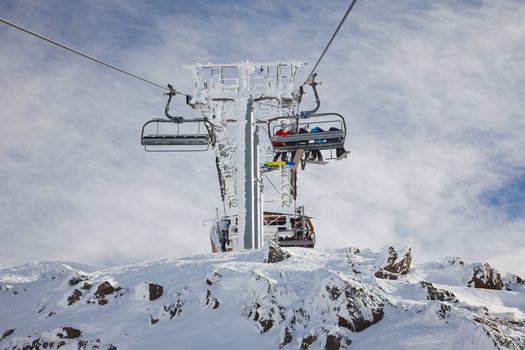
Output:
(140, 62), (349, 252)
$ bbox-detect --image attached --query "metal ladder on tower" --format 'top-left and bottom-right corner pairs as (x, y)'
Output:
(280, 166), (292, 207)
(211, 118), (237, 208)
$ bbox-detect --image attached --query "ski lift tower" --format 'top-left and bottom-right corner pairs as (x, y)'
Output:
(185, 61), (305, 250)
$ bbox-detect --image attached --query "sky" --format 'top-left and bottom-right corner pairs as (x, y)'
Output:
(0, 0), (524, 276)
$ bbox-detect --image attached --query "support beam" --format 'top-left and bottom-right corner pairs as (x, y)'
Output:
(243, 99), (261, 249)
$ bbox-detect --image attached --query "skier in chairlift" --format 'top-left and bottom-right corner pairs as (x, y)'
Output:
(328, 127), (348, 158)
(272, 121), (291, 162)
(308, 126), (325, 161)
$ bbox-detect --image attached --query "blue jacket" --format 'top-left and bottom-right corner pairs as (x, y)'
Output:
(310, 127), (325, 143)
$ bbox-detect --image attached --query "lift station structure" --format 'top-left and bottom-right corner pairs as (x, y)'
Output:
(141, 61), (349, 252)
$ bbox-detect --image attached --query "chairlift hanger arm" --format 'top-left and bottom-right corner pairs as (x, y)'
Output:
(298, 74), (321, 116)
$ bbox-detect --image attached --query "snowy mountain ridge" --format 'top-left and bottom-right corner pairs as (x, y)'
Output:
(0, 246), (524, 350)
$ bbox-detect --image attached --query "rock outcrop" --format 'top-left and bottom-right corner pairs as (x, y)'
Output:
(375, 247), (412, 280)
(467, 263), (503, 290)
(265, 240), (291, 263)
(148, 283), (163, 301)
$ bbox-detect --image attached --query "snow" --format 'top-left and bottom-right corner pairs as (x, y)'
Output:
(0, 247), (524, 350)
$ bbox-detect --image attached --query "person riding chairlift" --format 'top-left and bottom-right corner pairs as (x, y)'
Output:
(308, 126), (325, 161)
(291, 127), (308, 161)
(273, 123), (292, 162)
(328, 127), (348, 158)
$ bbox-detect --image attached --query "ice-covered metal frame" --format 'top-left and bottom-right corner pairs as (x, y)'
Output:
(185, 61), (306, 108)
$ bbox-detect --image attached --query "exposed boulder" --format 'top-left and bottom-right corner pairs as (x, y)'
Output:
(57, 327), (82, 339)
(0, 329), (14, 342)
(88, 281), (126, 305)
(467, 263), (503, 290)
(375, 247), (412, 280)
(265, 240), (291, 263)
(148, 283), (163, 301)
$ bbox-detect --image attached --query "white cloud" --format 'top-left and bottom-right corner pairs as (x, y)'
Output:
(0, 0), (524, 276)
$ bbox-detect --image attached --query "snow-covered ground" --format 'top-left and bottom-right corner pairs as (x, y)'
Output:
(0, 247), (524, 350)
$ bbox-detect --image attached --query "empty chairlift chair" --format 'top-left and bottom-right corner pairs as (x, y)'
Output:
(141, 118), (213, 152)
(140, 88), (214, 152)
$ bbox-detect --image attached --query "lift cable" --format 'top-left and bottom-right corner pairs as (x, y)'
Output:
(302, 0), (358, 86)
(0, 17), (184, 94)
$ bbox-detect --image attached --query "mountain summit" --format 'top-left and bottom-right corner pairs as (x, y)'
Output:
(1, 247), (524, 350)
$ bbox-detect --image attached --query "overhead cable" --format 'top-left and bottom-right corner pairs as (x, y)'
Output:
(0, 17), (174, 92)
(303, 0), (358, 85)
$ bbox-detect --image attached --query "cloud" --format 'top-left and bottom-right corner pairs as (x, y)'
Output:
(0, 0), (524, 276)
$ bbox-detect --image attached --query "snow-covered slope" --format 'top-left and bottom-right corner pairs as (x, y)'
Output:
(1, 247), (524, 350)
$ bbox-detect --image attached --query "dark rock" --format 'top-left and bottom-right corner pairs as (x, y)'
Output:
(301, 334), (317, 350)
(374, 270), (398, 280)
(446, 257), (464, 266)
(58, 327), (82, 339)
(279, 326), (293, 348)
(48, 312), (56, 317)
(67, 289), (83, 306)
(265, 240), (291, 263)
(0, 329), (14, 342)
(81, 282), (92, 290)
(437, 303), (451, 319)
(385, 247), (412, 274)
(375, 247), (412, 280)
(95, 282), (116, 298)
(150, 317), (159, 325)
(420, 281), (457, 302)
(148, 283), (164, 301)
(205, 271), (222, 286)
(468, 263), (503, 290)
(473, 314), (525, 349)
(203, 289), (220, 310)
(106, 345), (117, 350)
(326, 286), (342, 300)
(260, 319), (273, 333)
(68, 275), (89, 287)
(325, 334), (342, 350)
(163, 303), (183, 319)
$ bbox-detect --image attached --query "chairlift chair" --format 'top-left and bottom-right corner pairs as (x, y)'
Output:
(140, 86), (214, 152)
(267, 112), (347, 153)
(141, 118), (213, 152)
